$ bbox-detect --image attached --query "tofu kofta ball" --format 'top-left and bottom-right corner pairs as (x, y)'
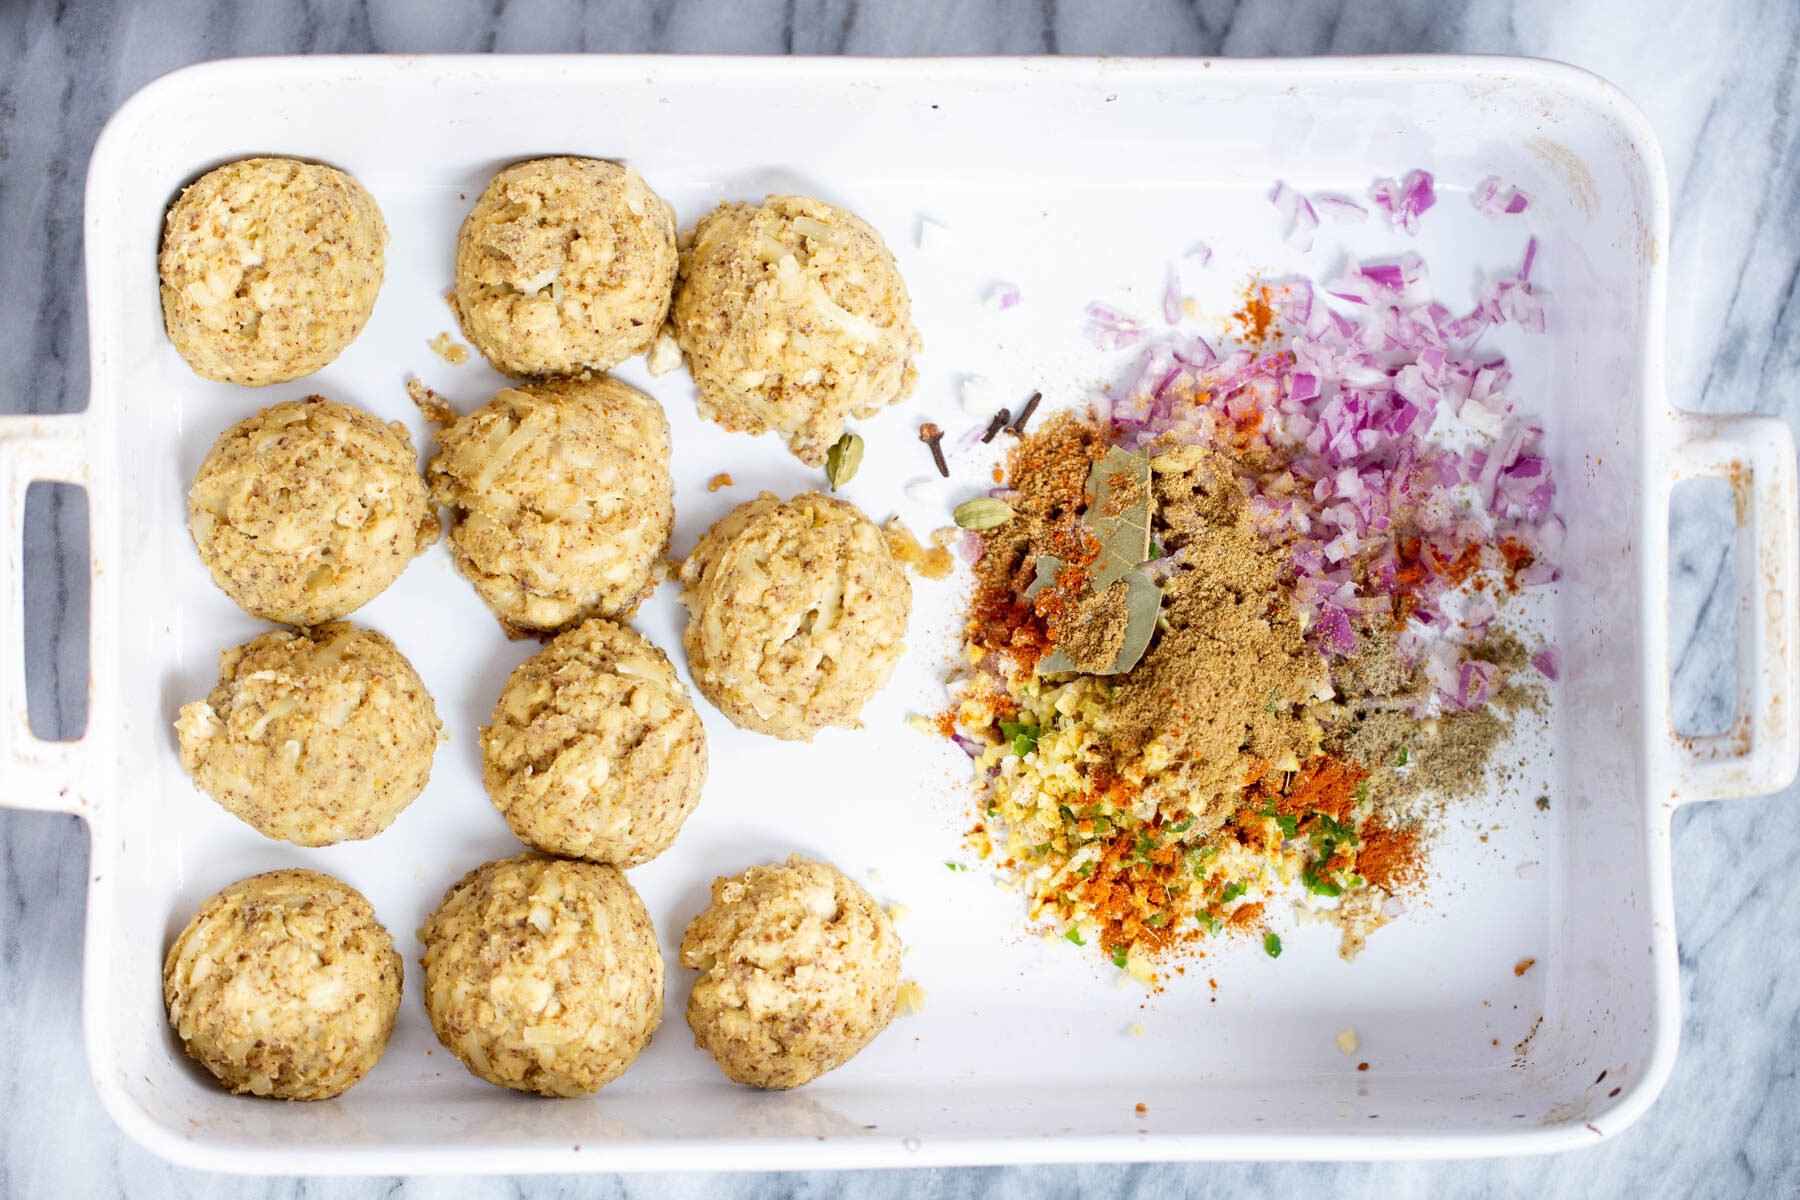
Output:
(482, 619), (706, 867)
(427, 377), (675, 635)
(175, 623), (442, 847)
(452, 157), (678, 378)
(187, 397), (438, 626)
(419, 854), (663, 1097)
(680, 856), (902, 1090)
(163, 869), (402, 1100)
(672, 195), (920, 465)
(160, 157), (387, 386)
(678, 492), (910, 740)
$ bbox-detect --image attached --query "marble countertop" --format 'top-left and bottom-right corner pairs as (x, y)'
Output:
(3, 0), (1797, 1195)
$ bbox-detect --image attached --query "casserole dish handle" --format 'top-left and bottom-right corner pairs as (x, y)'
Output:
(1668, 411), (1800, 801)
(0, 412), (94, 817)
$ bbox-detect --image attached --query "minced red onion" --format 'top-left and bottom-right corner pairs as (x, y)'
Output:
(1270, 180), (1321, 253)
(1316, 194), (1369, 225)
(1086, 302), (1148, 351)
(987, 283), (1022, 311)
(1370, 169), (1437, 235)
(1473, 175), (1531, 217)
(1091, 188), (1559, 712)
(1163, 269), (1183, 325)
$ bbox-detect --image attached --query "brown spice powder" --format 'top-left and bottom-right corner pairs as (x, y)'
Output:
(1100, 446), (1327, 831)
(1048, 578), (1131, 672)
(1336, 655), (1512, 815)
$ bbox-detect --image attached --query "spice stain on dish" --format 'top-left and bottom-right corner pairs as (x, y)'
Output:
(1525, 136), (1599, 215)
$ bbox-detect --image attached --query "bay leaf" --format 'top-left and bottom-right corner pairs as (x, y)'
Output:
(1085, 447), (1153, 591)
(1037, 568), (1162, 677)
(1101, 568), (1162, 674)
(1024, 553), (1064, 599)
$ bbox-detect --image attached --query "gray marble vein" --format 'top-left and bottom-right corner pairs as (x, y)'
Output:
(3, 0), (1798, 1196)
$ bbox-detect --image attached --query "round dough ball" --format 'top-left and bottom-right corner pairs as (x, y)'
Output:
(452, 157), (677, 377)
(159, 157), (387, 386)
(175, 623), (441, 847)
(419, 854), (663, 1097)
(680, 855), (902, 1090)
(482, 619), (706, 867)
(672, 195), (921, 465)
(679, 492), (909, 740)
(428, 377), (673, 635)
(188, 397), (438, 626)
(163, 869), (402, 1100)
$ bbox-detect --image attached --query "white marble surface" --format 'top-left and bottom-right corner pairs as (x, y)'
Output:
(2, 0), (1797, 1195)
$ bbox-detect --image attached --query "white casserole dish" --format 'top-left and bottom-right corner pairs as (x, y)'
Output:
(2, 54), (1795, 1173)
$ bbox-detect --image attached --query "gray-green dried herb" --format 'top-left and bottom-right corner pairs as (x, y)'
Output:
(1024, 553), (1063, 599)
(1036, 567), (1160, 676)
(1086, 447), (1153, 590)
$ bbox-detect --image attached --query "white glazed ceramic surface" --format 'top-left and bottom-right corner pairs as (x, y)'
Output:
(0, 54), (1793, 1174)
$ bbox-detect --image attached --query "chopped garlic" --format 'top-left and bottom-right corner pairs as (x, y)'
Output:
(1336, 1028), (1359, 1055)
(1127, 1020), (1146, 1037)
(904, 478), (941, 507)
(896, 980), (927, 1015)
(917, 218), (950, 251)
(887, 902), (912, 925)
(960, 375), (1002, 419)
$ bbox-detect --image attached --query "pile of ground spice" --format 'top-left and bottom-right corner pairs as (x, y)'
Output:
(1328, 625), (1541, 815)
(1102, 446), (1326, 834)
(1230, 283), (1279, 348)
(1046, 580), (1131, 672)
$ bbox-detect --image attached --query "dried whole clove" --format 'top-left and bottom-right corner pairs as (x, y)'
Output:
(1009, 391), (1043, 435)
(919, 422), (949, 477)
(981, 410), (1011, 443)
